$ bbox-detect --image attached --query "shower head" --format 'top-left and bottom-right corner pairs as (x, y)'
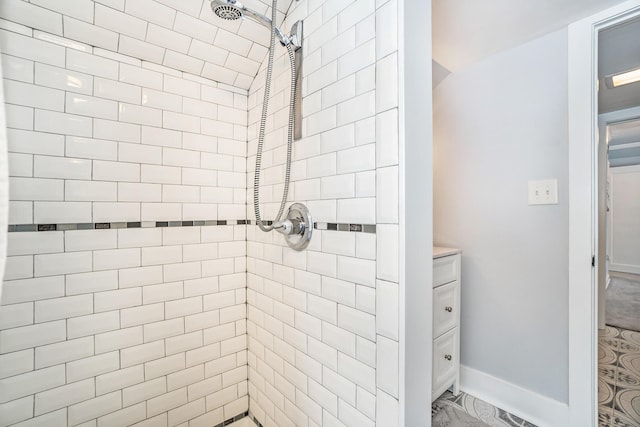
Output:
(211, 0), (249, 21)
(213, 2), (244, 21)
(210, 0), (303, 49)
(210, 0), (289, 45)
(210, 0), (290, 45)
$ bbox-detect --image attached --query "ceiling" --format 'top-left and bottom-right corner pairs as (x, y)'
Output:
(2, 0), (296, 90)
(432, 0), (631, 73)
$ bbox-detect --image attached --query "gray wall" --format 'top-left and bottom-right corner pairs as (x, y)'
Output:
(433, 29), (569, 402)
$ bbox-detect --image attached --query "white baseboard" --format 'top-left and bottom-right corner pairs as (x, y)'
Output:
(460, 365), (569, 427)
(609, 263), (640, 275)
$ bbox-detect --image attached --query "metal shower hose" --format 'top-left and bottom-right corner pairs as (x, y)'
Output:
(253, 0), (297, 232)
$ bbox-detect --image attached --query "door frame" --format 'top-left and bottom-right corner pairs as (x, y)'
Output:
(568, 1), (640, 425)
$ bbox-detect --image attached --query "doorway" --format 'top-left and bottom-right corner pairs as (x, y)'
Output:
(596, 13), (640, 427)
(568, 1), (640, 425)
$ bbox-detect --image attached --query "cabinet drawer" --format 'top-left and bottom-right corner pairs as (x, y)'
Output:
(433, 327), (458, 396)
(433, 281), (459, 338)
(433, 254), (459, 287)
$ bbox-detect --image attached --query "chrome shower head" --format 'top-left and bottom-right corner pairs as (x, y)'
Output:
(211, 0), (268, 25)
(210, 0), (292, 46)
(211, 0), (244, 20)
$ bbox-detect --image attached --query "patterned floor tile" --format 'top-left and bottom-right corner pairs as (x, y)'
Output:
(619, 352), (640, 374)
(615, 367), (640, 389)
(614, 389), (640, 424)
(610, 408), (638, 427)
(433, 391), (537, 427)
(618, 339), (640, 354)
(600, 325), (640, 425)
(600, 377), (616, 406)
(600, 344), (619, 366)
(600, 365), (619, 387)
(599, 405), (613, 427)
(602, 325), (622, 339)
(621, 329), (640, 346)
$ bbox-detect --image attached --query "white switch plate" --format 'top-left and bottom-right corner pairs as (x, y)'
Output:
(528, 179), (558, 205)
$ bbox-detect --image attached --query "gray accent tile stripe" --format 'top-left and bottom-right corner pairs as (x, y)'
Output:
(9, 220), (377, 234)
(249, 412), (262, 427)
(8, 219), (248, 232)
(313, 221), (376, 233)
(248, 220), (376, 233)
(218, 411), (249, 427)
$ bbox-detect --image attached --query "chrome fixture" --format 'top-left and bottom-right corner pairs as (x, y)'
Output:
(273, 203), (313, 251)
(210, 0), (301, 49)
(210, 0), (307, 250)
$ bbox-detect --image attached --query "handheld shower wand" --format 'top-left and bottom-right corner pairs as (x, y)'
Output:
(210, 0), (311, 251)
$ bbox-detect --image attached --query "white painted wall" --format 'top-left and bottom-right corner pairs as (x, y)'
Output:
(609, 165), (640, 274)
(434, 29), (569, 403)
(402, 0), (433, 425)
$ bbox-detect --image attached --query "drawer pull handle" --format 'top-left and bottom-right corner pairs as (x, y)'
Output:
(444, 354), (452, 361)
(445, 306), (453, 312)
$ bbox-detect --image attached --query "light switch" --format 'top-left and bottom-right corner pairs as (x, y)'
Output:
(528, 179), (558, 205)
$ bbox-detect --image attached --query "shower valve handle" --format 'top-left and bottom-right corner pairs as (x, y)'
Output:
(273, 218), (304, 236)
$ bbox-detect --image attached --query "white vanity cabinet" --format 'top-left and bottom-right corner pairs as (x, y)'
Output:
(432, 247), (462, 401)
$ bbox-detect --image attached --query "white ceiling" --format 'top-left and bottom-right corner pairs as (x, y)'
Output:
(432, 0), (631, 72)
(1, 0), (296, 89)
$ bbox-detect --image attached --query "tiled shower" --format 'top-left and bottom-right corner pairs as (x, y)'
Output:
(0, 0), (403, 426)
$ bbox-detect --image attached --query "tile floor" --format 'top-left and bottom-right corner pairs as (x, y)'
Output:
(599, 325), (640, 426)
(433, 391), (537, 427)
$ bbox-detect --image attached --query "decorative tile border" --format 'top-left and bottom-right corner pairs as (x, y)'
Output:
(314, 222), (376, 233)
(248, 412), (263, 427)
(8, 219), (248, 232)
(220, 411), (250, 426)
(247, 220), (376, 234)
(9, 220), (377, 234)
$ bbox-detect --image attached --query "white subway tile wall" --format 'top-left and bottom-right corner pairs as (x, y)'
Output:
(0, 8), (250, 427)
(0, 0), (299, 90)
(0, 0), (402, 425)
(245, 0), (400, 426)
